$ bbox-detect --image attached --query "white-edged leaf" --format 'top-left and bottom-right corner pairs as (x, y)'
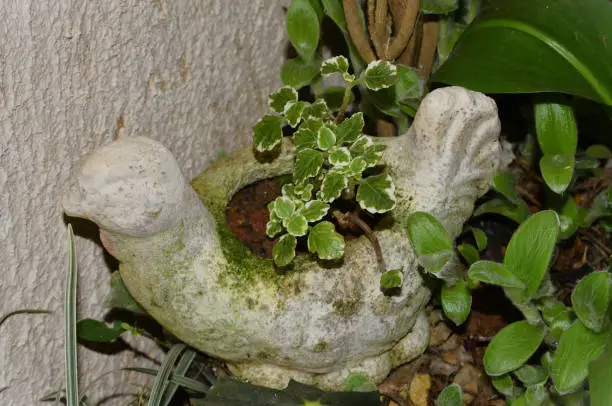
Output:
(303, 99), (330, 120)
(266, 218), (283, 237)
(268, 86), (298, 113)
(320, 171), (348, 202)
(321, 56), (349, 75)
(285, 101), (307, 127)
(329, 147), (351, 166)
(571, 271), (610, 333)
(347, 157), (367, 176)
(273, 234), (297, 267)
(293, 183), (314, 200)
(349, 135), (374, 156)
(441, 279), (472, 326)
(336, 112), (364, 144)
(357, 174), (395, 213)
(308, 221), (345, 260)
(273, 197), (296, 220)
(294, 148), (324, 183)
(362, 144), (386, 167)
(317, 126), (336, 150)
(301, 200), (329, 222)
(380, 269), (403, 290)
(253, 115), (283, 152)
(467, 261), (525, 288)
(285, 213), (308, 236)
(293, 128), (318, 149)
(363, 60), (397, 90)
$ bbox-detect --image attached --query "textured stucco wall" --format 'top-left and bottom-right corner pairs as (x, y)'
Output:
(0, 1), (288, 404)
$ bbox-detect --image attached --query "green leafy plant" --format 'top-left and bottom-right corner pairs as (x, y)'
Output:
(254, 56), (398, 268)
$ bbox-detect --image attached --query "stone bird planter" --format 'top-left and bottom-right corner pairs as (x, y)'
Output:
(62, 86), (507, 390)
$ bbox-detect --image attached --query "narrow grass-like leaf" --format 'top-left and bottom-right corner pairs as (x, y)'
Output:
(148, 344), (186, 406)
(125, 367), (210, 393)
(162, 349), (198, 406)
(65, 224), (79, 406)
(0, 309), (51, 331)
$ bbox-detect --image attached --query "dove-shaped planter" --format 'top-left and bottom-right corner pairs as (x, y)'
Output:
(63, 87), (507, 390)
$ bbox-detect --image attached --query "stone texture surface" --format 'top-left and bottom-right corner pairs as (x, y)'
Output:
(0, 1), (288, 405)
(61, 87), (506, 390)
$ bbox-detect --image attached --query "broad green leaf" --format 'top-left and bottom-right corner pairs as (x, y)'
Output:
(317, 126), (336, 150)
(539, 297), (573, 340)
(273, 197), (296, 220)
(589, 336), (612, 406)
(253, 115), (283, 152)
(421, 0), (459, 15)
(77, 319), (126, 343)
(539, 153), (575, 194)
(105, 272), (145, 313)
(471, 228), (488, 252)
(492, 172), (522, 204)
(202, 377), (380, 406)
(522, 383), (551, 405)
(491, 375), (519, 398)
(320, 171), (348, 202)
(336, 113), (364, 145)
(586, 144), (612, 159)
(557, 196), (582, 239)
(534, 98), (578, 157)
(583, 185), (612, 226)
(285, 101), (307, 128)
(329, 147), (351, 167)
(323, 86), (351, 111)
(321, 0), (347, 32)
(356, 174), (395, 213)
(293, 128), (318, 149)
(294, 148), (325, 183)
(395, 65), (424, 103)
(286, 0), (320, 62)
(553, 319), (611, 394)
(269, 87), (299, 114)
(457, 244), (479, 265)
(432, 0), (612, 106)
(273, 234), (297, 267)
(308, 221), (345, 260)
(571, 271), (610, 333)
(484, 321), (545, 376)
(321, 56), (349, 76)
(363, 61), (398, 91)
(503, 210), (560, 301)
(281, 57), (320, 89)
(435, 384), (463, 406)
(474, 198), (530, 224)
(380, 269), (403, 290)
(301, 200), (329, 222)
(406, 212), (453, 253)
(467, 261), (525, 289)
(441, 279), (471, 326)
(513, 365), (547, 386)
(285, 213), (308, 236)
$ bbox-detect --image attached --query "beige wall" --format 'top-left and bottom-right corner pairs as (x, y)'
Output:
(0, 1), (288, 404)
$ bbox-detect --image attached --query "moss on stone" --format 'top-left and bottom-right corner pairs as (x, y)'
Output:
(332, 297), (361, 317)
(312, 341), (329, 353)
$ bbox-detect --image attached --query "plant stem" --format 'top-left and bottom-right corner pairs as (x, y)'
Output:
(332, 209), (386, 272)
(343, 0), (376, 63)
(335, 82), (356, 124)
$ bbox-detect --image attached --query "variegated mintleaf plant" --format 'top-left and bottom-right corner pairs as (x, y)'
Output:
(253, 56), (398, 267)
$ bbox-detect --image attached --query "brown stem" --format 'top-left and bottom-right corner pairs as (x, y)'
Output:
(343, 0), (376, 62)
(416, 15), (440, 78)
(387, 0), (419, 60)
(333, 209), (386, 271)
(374, 0), (390, 58)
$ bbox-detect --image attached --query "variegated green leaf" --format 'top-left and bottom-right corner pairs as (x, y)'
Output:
(363, 60), (398, 90)
(321, 56), (349, 75)
(285, 213), (308, 236)
(349, 135), (374, 157)
(285, 101), (307, 127)
(320, 171), (348, 202)
(253, 115), (283, 152)
(363, 144), (386, 167)
(269, 86), (298, 113)
(308, 221), (345, 260)
(273, 234), (297, 267)
(347, 157), (367, 176)
(293, 128), (318, 149)
(301, 200), (330, 222)
(273, 196), (296, 220)
(266, 217), (283, 237)
(303, 99), (330, 120)
(317, 126), (336, 150)
(294, 183), (314, 200)
(294, 148), (325, 183)
(357, 174), (396, 213)
(329, 147), (351, 166)
(336, 113), (364, 145)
